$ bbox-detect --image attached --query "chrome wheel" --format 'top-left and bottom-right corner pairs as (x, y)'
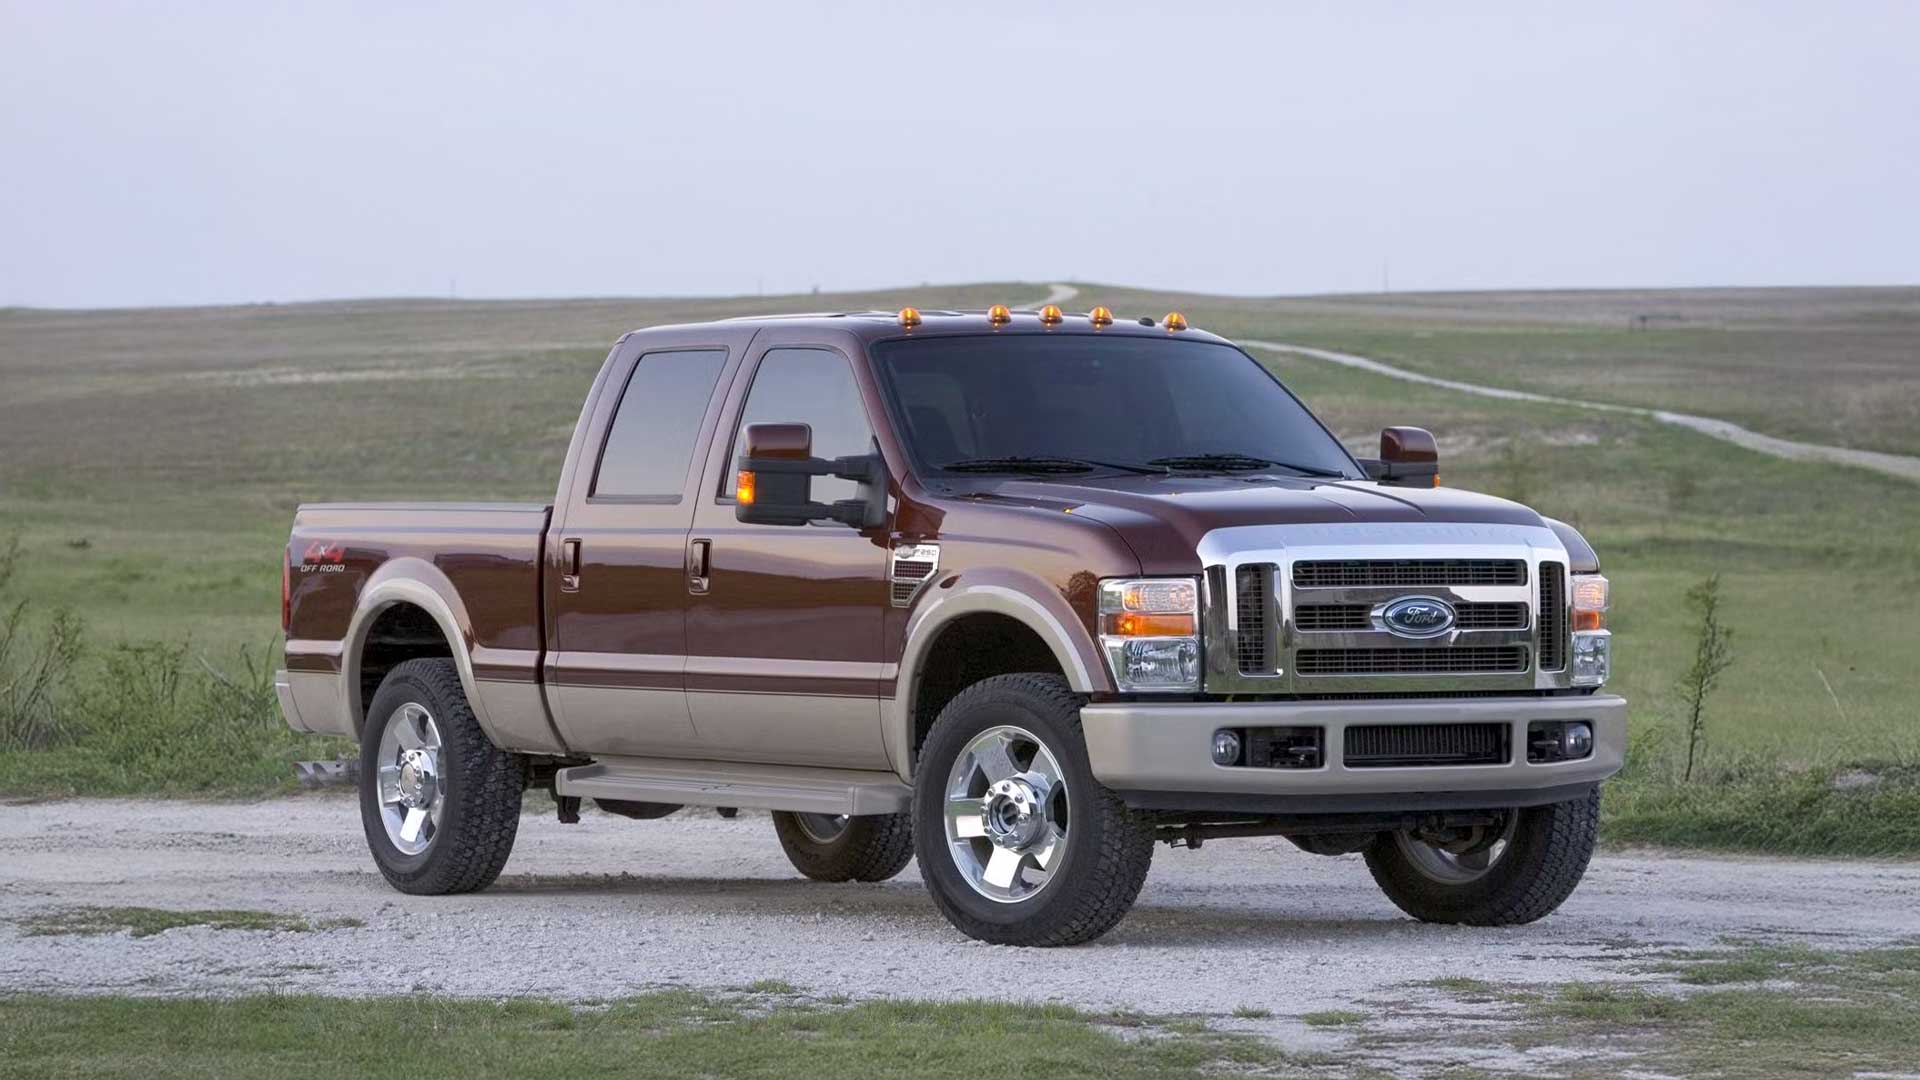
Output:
(375, 702), (445, 856)
(794, 813), (850, 844)
(943, 724), (1068, 904)
(1394, 815), (1518, 885)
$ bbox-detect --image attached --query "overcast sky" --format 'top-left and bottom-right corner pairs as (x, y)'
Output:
(3, 1), (1916, 308)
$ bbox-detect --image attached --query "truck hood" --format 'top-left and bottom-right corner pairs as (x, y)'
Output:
(966, 474), (1545, 574)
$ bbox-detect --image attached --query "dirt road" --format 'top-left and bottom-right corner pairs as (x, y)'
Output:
(4, 797), (1916, 1013)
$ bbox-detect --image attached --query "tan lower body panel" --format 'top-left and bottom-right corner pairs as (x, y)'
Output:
(282, 670), (352, 736)
(685, 691), (889, 770)
(548, 684), (704, 756)
(554, 756), (910, 815)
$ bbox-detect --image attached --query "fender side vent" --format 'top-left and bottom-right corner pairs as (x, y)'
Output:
(890, 544), (939, 607)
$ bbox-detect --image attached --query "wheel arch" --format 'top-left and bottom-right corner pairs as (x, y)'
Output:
(886, 579), (1109, 782)
(344, 559), (503, 744)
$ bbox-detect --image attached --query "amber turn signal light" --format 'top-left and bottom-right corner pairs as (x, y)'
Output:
(988, 304), (1011, 326)
(736, 470), (756, 504)
(1039, 304), (1063, 326)
(1164, 311), (1188, 331)
(898, 307), (921, 327)
(1102, 612), (1199, 637)
(1089, 305), (1114, 327)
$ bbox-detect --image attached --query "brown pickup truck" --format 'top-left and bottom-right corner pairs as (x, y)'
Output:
(278, 303), (1624, 946)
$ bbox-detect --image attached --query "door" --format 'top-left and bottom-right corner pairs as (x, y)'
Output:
(685, 337), (892, 768)
(545, 341), (737, 756)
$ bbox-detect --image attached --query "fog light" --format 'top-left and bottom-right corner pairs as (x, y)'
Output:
(1212, 729), (1242, 767)
(1565, 721), (1594, 759)
(1571, 630), (1610, 686)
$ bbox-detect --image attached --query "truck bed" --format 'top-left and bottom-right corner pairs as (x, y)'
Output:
(281, 501), (554, 744)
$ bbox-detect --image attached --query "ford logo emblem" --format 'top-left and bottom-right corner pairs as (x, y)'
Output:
(1381, 596), (1457, 638)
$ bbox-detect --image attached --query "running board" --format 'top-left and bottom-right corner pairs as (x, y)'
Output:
(553, 757), (911, 816)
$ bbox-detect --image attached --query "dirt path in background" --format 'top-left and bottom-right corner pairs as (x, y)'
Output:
(1242, 339), (1920, 482)
(4, 798), (1916, 1015)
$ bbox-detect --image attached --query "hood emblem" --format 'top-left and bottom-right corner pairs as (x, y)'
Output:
(1380, 596), (1456, 639)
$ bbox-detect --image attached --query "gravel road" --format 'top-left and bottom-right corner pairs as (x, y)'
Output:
(4, 797), (1917, 1013)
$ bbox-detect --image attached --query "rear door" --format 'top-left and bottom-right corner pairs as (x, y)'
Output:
(683, 328), (893, 768)
(544, 328), (751, 756)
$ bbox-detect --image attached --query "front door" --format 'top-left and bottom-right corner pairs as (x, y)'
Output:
(684, 334), (892, 769)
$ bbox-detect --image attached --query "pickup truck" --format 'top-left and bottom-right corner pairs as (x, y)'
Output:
(277, 302), (1625, 946)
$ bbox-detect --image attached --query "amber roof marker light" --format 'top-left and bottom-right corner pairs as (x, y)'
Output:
(898, 307), (922, 328)
(1164, 311), (1188, 332)
(987, 304), (1012, 326)
(1088, 305), (1114, 328)
(1039, 304), (1064, 326)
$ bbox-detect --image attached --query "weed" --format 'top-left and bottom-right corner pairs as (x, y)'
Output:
(1677, 573), (1734, 782)
(1230, 1005), (1272, 1019)
(1300, 1010), (1365, 1027)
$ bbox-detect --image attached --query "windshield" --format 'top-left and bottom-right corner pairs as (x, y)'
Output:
(870, 335), (1360, 479)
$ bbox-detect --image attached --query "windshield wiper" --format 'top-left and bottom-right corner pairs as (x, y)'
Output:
(1146, 453), (1347, 478)
(939, 456), (1160, 476)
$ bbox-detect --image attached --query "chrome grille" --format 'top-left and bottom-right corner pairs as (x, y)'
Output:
(1295, 646), (1529, 676)
(1294, 602), (1528, 632)
(1538, 562), (1567, 671)
(1234, 564), (1273, 674)
(1292, 559), (1526, 588)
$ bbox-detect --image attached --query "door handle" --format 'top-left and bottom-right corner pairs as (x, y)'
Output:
(687, 538), (711, 595)
(560, 538), (582, 593)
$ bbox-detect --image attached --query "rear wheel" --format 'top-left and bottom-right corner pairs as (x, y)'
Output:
(913, 673), (1153, 946)
(771, 811), (914, 882)
(1363, 788), (1601, 925)
(358, 658), (525, 895)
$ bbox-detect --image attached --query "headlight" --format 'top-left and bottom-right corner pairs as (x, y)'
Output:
(1570, 573), (1610, 686)
(1099, 577), (1201, 692)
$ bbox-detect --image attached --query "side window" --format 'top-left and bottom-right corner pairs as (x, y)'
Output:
(725, 347), (874, 505)
(593, 348), (728, 500)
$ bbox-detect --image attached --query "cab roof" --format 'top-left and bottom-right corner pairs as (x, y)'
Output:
(627, 307), (1233, 346)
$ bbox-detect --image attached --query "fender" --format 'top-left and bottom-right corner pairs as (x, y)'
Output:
(884, 572), (1110, 781)
(342, 559), (512, 747)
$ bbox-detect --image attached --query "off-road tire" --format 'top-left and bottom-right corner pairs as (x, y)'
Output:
(771, 812), (915, 882)
(359, 658), (525, 895)
(913, 673), (1154, 946)
(1363, 787), (1601, 926)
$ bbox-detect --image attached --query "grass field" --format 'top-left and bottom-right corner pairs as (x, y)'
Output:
(2, 282), (1917, 848)
(5, 941), (1916, 1078)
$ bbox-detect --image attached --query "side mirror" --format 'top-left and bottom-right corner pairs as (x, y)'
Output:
(1360, 426), (1439, 488)
(735, 422), (887, 528)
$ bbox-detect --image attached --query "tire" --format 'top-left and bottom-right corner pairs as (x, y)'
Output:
(358, 658), (526, 895)
(1363, 787), (1601, 926)
(771, 811), (915, 882)
(912, 673), (1154, 946)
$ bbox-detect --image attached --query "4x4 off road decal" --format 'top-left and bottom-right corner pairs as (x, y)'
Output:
(301, 541), (347, 573)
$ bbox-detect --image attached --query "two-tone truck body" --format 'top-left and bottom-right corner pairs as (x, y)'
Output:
(279, 304), (1624, 945)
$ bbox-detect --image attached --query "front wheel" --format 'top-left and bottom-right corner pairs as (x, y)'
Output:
(913, 673), (1153, 946)
(1363, 788), (1601, 926)
(358, 658), (526, 895)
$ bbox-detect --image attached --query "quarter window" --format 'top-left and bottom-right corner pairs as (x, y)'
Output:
(725, 348), (874, 505)
(593, 348), (728, 499)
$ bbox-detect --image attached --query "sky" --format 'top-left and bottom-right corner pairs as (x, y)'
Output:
(3, 1), (1917, 309)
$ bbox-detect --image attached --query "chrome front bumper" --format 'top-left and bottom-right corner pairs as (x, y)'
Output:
(1081, 694), (1626, 811)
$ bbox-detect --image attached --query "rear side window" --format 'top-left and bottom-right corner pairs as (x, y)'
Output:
(593, 348), (728, 500)
(724, 347), (874, 504)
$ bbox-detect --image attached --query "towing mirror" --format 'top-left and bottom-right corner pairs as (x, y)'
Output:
(1360, 426), (1440, 488)
(735, 422), (887, 528)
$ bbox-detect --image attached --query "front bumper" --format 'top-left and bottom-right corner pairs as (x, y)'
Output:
(1082, 693), (1625, 813)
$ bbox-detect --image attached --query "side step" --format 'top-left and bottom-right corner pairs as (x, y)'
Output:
(553, 756), (911, 816)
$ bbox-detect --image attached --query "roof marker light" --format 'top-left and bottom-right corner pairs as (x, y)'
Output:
(1088, 306), (1114, 328)
(988, 304), (1011, 326)
(898, 307), (921, 328)
(1164, 311), (1188, 332)
(1039, 304), (1063, 326)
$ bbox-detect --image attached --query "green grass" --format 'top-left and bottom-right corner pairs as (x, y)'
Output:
(2, 281), (1918, 853)
(15, 906), (363, 938)
(1228, 1005), (1272, 1019)
(0, 992), (1296, 1080)
(1299, 1010), (1365, 1028)
(1412, 943), (1920, 1079)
